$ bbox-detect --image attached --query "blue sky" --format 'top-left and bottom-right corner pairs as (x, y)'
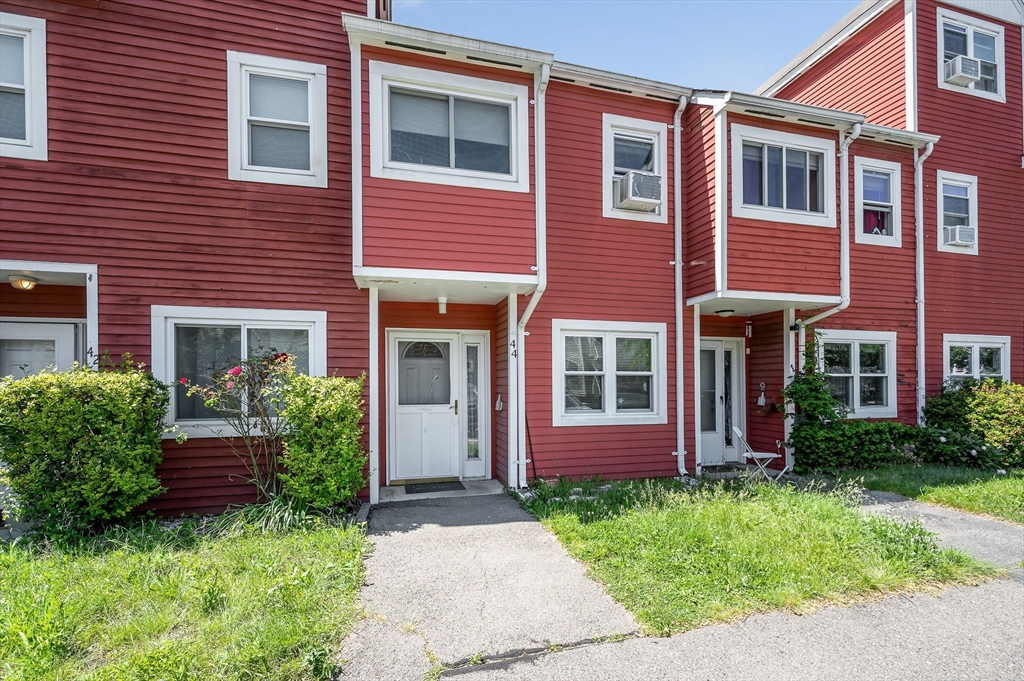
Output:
(393, 0), (862, 92)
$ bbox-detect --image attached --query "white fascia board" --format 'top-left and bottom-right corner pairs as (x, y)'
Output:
(692, 91), (865, 128)
(354, 266), (538, 287)
(858, 123), (940, 148)
(756, 0), (900, 96)
(550, 61), (692, 101)
(342, 14), (553, 71)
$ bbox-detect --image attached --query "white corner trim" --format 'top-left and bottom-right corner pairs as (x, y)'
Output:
(729, 123), (838, 229)
(226, 51), (328, 188)
(601, 113), (669, 224)
(368, 60), (530, 193)
(151, 305), (328, 438)
(942, 333), (1012, 380)
(935, 7), (1008, 104)
(368, 287), (379, 504)
(818, 329), (899, 419)
(551, 319), (668, 427)
(935, 169), (979, 256)
(904, 0), (918, 132)
(0, 12), (47, 161)
(714, 109), (727, 291)
(854, 156), (903, 248)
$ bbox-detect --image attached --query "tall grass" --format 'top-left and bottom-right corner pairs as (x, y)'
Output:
(0, 507), (366, 681)
(523, 478), (997, 635)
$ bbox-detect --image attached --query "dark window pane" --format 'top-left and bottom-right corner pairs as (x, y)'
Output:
(616, 375), (651, 411)
(566, 375), (603, 411)
(247, 328), (310, 374)
(398, 340), (450, 405)
(949, 346), (972, 375)
(827, 376), (853, 407)
(943, 24), (967, 58)
(864, 207), (892, 235)
(823, 343), (851, 374)
(175, 326), (242, 420)
(0, 90), (27, 141)
(249, 124), (310, 170)
(454, 98), (510, 174)
(859, 344), (886, 374)
(860, 376), (887, 407)
(786, 148), (807, 211)
(390, 89), (450, 167)
(766, 146), (784, 208)
(808, 152), (823, 213)
(615, 137), (654, 172)
(742, 143), (762, 205)
(979, 347), (1001, 375)
(700, 349), (716, 432)
(565, 336), (603, 372)
(616, 337), (652, 372)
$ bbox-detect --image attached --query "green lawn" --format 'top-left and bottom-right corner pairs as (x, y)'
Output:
(521, 478), (996, 635)
(841, 465), (1024, 524)
(0, 512), (366, 681)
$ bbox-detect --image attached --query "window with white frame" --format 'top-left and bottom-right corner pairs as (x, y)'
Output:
(819, 330), (897, 418)
(936, 170), (978, 255)
(369, 60), (529, 192)
(943, 334), (1010, 382)
(937, 8), (1005, 102)
(0, 12), (47, 161)
(226, 51), (327, 187)
(552, 320), (668, 426)
(151, 306), (327, 435)
(854, 157), (902, 247)
(602, 113), (668, 223)
(731, 124), (836, 228)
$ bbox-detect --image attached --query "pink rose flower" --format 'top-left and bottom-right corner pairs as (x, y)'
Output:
(180, 377), (188, 385)
(226, 381), (235, 389)
(227, 366), (242, 376)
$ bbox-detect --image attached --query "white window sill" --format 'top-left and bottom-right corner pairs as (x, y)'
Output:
(554, 412), (668, 427)
(602, 205), (667, 223)
(373, 162), (529, 193)
(845, 407), (899, 420)
(230, 165), (327, 188)
(936, 81), (1006, 104)
(855, 233), (901, 248)
(732, 203), (835, 228)
(1, 139), (47, 161)
(164, 421), (249, 440)
(937, 241), (979, 256)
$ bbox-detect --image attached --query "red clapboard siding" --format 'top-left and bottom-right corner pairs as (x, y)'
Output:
(746, 311), (787, 460)
(684, 104), (718, 297)
(815, 138), (919, 423)
(494, 298), (510, 484)
(725, 115), (841, 297)
(522, 81), (679, 482)
(0, 285), (86, 318)
(0, 0), (368, 516)
(775, 3), (908, 128)
(360, 46), (536, 276)
(377, 301), (498, 485)
(915, 0), (1024, 391)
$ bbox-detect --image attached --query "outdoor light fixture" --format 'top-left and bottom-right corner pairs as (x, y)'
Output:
(8, 275), (37, 291)
(746, 321), (753, 337)
(438, 296), (447, 314)
(716, 309), (735, 317)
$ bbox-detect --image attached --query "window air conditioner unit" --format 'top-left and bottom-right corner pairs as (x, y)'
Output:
(949, 225), (976, 246)
(944, 55), (981, 86)
(616, 170), (662, 212)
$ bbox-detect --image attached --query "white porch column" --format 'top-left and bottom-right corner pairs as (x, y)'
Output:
(369, 287), (380, 505)
(507, 294), (520, 488)
(692, 303), (701, 475)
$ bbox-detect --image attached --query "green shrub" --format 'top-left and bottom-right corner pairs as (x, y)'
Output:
(279, 374), (367, 510)
(914, 427), (1004, 470)
(0, 364), (170, 537)
(791, 420), (917, 473)
(922, 379), (977, 432)
(966, 381), (1023, 468)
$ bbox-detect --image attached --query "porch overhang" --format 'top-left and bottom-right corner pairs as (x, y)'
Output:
(687, 290), (841, 317)
(354, 266), (537, 305)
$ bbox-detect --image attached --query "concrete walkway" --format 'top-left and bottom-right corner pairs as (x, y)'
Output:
(338, 493), (637, 680)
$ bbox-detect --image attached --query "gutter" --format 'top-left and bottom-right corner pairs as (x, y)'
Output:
(672, 95), (689, 476)
(915, 141), (935, 424)
(513, 62), (551, 488)
(796, 123), (862, 357)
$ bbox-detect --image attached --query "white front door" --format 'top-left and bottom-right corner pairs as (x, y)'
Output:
(388, 330), (490, 483)
(0, 322), (76, 376)
(700, 338), (743, 466)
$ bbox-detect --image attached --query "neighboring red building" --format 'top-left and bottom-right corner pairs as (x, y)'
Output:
(1, 1), (1019, 511)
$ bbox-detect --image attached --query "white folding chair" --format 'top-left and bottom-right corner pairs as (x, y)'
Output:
(733, 427), (788, 482)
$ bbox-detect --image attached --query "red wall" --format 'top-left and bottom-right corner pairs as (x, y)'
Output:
(684, 105), (718, 298)
(725, 115), (841, 297)
(522, 82), (679, 482)
(360, 47), (536, 276)
(0, 0), (367, 515)
(376, 301), (498, 486)
(745, 311), (788, 457)
(0, 285), (86, 318)
(776, 3), (908, 128)
(915, 0), (1024, 389)
(494, 298), (510, 484)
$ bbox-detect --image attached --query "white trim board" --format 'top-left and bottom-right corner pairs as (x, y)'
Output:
(817, 329), (899, 419)
(854, 156), (903, 248)
(0, 12), (47, 161)
(935, 7), (1008, 104)
(942, 333), (1012, 381)
(601, 113), (669, 223)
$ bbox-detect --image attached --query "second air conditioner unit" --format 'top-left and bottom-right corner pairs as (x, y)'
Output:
(948, 224), (977, 246)
(616, 170), (662, 212)
(944, 55), (981, 86)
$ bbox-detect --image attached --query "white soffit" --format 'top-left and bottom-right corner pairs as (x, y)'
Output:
(944, 0), (1023, 26)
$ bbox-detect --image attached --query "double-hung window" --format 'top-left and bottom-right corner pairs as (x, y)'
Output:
(0, 12), (46, 161)
(731, 124), (836, 228)
(151, 306), (327, 436)
(944, 335), (1010, 383)
(601, 114), (667, 223)
(936, 170), (978, 255)
(552, 320), (667, 426)
(369, 61), (529, 192)
(854, 157), (902, 247)
(819, 330), (897, 418)
(937, 8), (1005, 102)
(227, 51), (328, 187)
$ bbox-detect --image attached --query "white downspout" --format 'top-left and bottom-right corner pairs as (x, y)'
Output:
(672, 95), (689, 477)
(914, 141), (935, 424)
(514, 62), (550, 488)
(796, 123), (862, 349)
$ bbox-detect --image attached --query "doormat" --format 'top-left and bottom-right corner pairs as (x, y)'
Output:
(405, 481), (466, 494)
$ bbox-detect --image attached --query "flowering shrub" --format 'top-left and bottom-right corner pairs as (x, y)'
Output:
(182, 352), (294, 501)
(923, 379), (1022, 469)
(914, 427), (1003, 470)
